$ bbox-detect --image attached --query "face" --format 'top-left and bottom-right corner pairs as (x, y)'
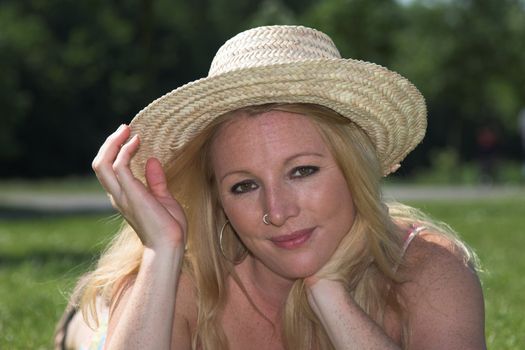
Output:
(211, 110), (356, 280)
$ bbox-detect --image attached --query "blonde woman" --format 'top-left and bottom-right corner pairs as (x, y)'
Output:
(57, 26), (486, 349)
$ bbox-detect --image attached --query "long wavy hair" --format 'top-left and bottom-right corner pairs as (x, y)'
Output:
(76, 103), (476, 349)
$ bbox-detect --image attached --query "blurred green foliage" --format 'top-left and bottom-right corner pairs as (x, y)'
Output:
(1, 0), (524, 178)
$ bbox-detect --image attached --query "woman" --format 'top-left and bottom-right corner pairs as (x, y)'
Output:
(57, 25), (486, 349)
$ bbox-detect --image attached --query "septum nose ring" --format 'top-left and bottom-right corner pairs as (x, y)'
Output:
(262, 213), (271, 225)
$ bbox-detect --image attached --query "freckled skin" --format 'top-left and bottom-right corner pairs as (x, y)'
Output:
(211, 110), (356, 282)
(97, 113), (485, 350)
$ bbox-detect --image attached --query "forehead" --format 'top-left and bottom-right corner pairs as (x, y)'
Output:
(211, 110), (329, 156)
(209, 110), (334, 176)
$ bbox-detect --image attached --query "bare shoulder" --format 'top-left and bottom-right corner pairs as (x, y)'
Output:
(401, 231), (474, 275)
(397, 231), (486, 349)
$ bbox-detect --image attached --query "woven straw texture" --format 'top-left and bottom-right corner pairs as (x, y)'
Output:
(129, 25), (427, 179)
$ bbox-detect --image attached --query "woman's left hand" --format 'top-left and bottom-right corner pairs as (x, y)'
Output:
(304, 278), (400, 350)
(303, 234), (487, 350)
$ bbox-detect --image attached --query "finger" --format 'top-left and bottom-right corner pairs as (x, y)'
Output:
(112, 134), (143, 194)
(145, 158), (170, 198)
(145, 157), (187, 233)
(92, 124), (131, 194)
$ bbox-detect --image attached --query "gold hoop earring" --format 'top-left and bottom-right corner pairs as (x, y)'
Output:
(219, 220), (228, 256)
(219, 220), (247, 264)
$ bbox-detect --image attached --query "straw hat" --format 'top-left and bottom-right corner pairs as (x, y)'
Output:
(129, 25), (427, 178)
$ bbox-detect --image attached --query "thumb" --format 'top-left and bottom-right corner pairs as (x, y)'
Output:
(145, 157), (170, 198)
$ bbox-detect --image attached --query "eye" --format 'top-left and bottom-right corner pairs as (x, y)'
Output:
(230, 180), (258, 194)
(290, 166), (319, 178)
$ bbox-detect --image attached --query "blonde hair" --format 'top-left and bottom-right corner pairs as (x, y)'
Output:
(76, 103), (476, 349)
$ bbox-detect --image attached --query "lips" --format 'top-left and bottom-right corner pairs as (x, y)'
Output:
(270, 228), (314, 249)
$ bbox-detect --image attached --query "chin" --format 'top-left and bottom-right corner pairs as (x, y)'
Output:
(274, 257), (327, 280)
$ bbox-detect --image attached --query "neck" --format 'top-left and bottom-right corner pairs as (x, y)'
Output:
(238, 255), (296, 314)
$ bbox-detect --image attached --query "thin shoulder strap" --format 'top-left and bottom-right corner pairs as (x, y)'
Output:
(401, 225), (426, 257)
(394, 225), (426, 273)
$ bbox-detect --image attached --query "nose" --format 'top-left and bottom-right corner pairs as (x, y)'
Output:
(262, 182), (299, 227)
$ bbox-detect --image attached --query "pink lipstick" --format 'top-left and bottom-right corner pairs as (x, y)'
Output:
(270, 228), (314, 249)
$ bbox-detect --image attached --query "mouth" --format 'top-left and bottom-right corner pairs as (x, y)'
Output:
(270, 228), (315, 250)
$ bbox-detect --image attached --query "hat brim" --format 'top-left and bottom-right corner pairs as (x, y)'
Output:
(129, 58), (426, 179)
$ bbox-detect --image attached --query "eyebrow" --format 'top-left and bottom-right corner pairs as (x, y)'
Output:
(218, 151), (325, 183)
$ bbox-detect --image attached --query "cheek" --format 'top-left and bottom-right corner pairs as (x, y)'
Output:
(311, 173), (354, 216)
(311, 175), (356, 243)
(220, 195), (260, 235)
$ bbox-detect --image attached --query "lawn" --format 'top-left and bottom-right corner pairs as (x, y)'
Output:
(0, 198), (523, 349)
(0, 214), (120, 349)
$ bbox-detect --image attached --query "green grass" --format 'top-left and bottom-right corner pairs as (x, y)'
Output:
(0, 198), (524, 349)
(0, 177), (103, 194)
(0, 214), (120, 349)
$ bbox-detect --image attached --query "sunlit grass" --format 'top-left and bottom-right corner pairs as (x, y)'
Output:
(0, 214), (119, 349)
(0, 198), (523, 348)
(0, 177), (103, 194)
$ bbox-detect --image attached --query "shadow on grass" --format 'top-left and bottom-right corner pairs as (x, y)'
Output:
(0, 205), (114, 219)
(0, 249), (97, 269)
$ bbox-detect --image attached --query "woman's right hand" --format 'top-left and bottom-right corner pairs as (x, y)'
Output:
(92, 124), (187, 252)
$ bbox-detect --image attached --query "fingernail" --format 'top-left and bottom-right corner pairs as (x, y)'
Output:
(117, 124), (126, 131)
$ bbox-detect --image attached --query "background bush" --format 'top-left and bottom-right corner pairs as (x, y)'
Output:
(1, 0), (524, 179)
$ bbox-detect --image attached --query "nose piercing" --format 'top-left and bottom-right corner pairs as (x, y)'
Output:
(262, 213), (271, 225)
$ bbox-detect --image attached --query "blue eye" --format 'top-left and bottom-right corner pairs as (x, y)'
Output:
(230, 180), (258, 194)
(290, 166), (319, 178)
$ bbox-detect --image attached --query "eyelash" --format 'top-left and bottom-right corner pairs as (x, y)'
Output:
(229, 166), (320, 195)
(290, 165), (319, 178)
(230, 181), (258, 194)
